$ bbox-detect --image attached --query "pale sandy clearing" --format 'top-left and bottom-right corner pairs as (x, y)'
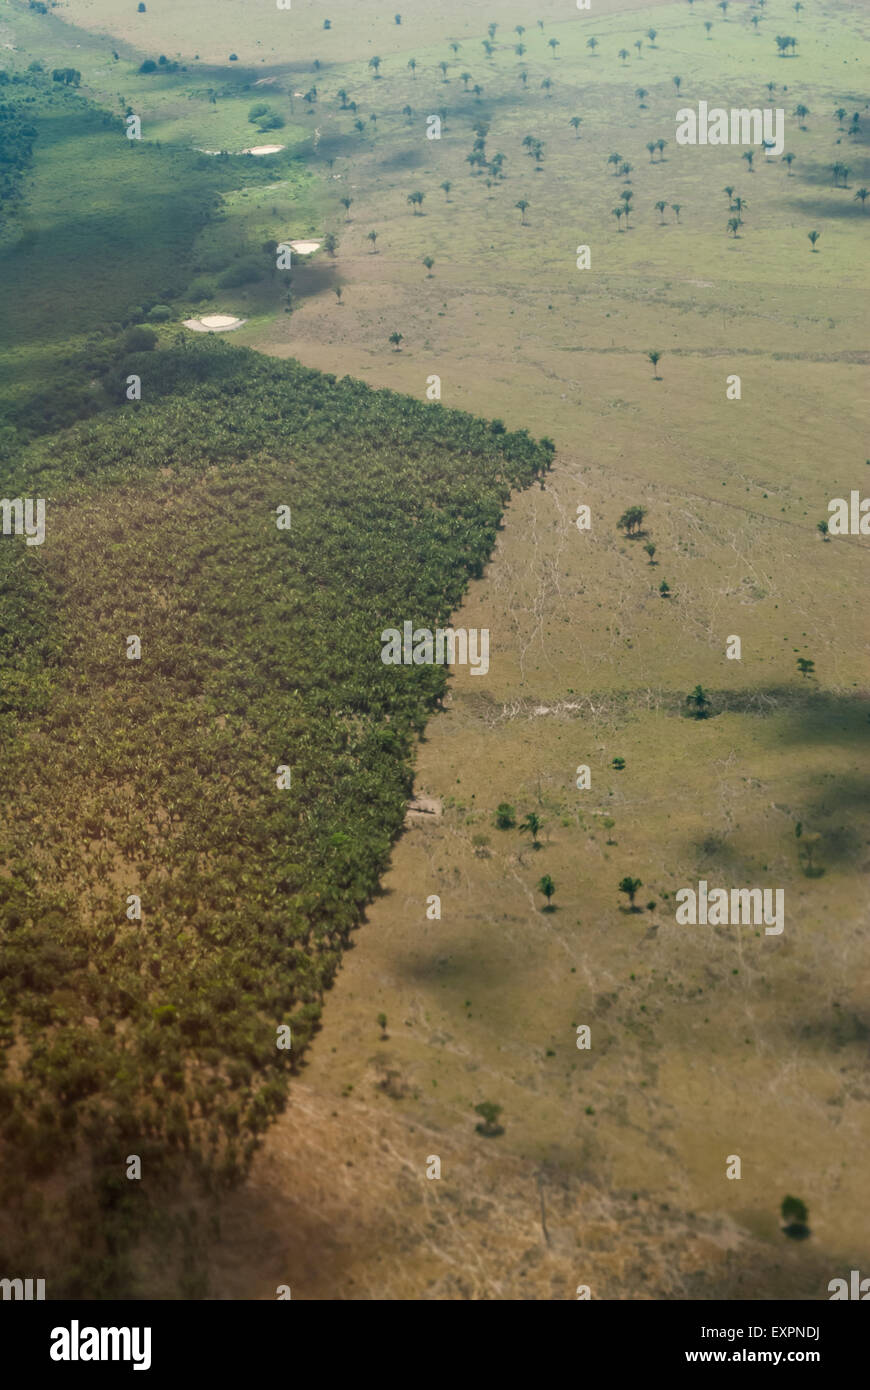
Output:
(183, 315), (246, 333)
(242, 144), (285, 155)
(289, 239), (321, 254)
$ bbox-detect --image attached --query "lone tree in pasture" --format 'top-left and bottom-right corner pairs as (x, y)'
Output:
(672, 203), (683, 221)
(817, 519), (829, 540)
(474, 1102), (504, 1137)
(323, 232), (337, 256)
(495, 802), (516, 830)
(612, 206), (625, 231)
(618, 505), (646, 537)
(587, 37), (599, 54)
(369, 55), (382, 77)
(520, 812), (543, 849)
(647, 141), (657, 162)
(673, 75), (682, 93)
(334, 286), (343, 304)
(619, 49), (630, 65)
(656, 137), (667, 158)
(647, 28), (658, 46)
(648, 350), (662, 378)
(549, 38), (560, 58)
(438, 60), (448, 82)
(704, 21), (713, 38)
(742, 149), (755, 172)
(636, 87), (648, 106)
(808, 229), (821, 251)
(794, 103), (810, 128)
(634, 39), (643, 58)
(407, 57), (417, 78)
(854, 188), (869, 211)
(655, 200), (668, 222)
(389, 331), (403, 350)
(440, 180), (452, 199)
(367, 230), (378, 252)
(796, 657), (815, 677)
(727, 217), (741, 237)
(460, 71), (471, 88)
(781, 1195), (810, 1239)
(612, 757), (626, 771)
(408, 190), (425, 214)
(377, 1012), (388, 1037)
(619, 876), (643, 910)
(515, 199), (530, 224)
(783, 152), (796, 173)
(340, 196), (353, 219)
(538, 875), (556, 910)
(686, 685), (711, 718)
(570, 116), (582, 136)
(659, 579), (671, 597)
(644, 542), (657, 563)
(422, 255), (435, 276)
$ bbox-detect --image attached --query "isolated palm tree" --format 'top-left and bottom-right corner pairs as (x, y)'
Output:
(422, 255), (434, 276)
(655, 200), (668, 222)
(794, 103), (809, 128)
(659, 579), (671, 597)
(808, 229), (821, 250)
(368, 55), (381, 77)
(704, 21), (713, 37)
(515, 43), (526, 59)
(635, 87), (648, 106)
(340, 196), (352, 219)
(607, 151), (622, 173)
(619, 49), (630, 65)
(488, 21), (497, 39)
(407, 190), (425, 214)
(407, 57), (417, 78)
(656, 138), (667, 158)
(520, 812), (543, 848)
(586, 37), (598, 54)
(634, 39), (643, 57)
(440, 180), (452, 199)
(648, 350), (662, 378)
(570, 116), (582, 137)
(549, 38), (560, 58)
(647, 141), (657, 162)
(389, 330), (403, 350)
(367, 230), (378, 252)
(686, 685), (711, 718)
(644, 542), (656, 563)
(854, 188), (869, 210)
(673, 75), (682, 93)
(515, 199), (529, 224)
(671, 203), (682, 221)
(612, 206), (624, 231)
(438, 60), (448, 81)
(460, 71), (471, 88)
(743, 149), (755, 171)
(783, 152), (796, 173)
(727, 216), (741, 236)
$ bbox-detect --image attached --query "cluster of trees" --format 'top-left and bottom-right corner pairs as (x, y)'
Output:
(0, 340), (554, 1291)
(248, 103), (285, 133)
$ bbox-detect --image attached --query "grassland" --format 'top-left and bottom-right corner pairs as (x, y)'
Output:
(2, 0), (868, 1299)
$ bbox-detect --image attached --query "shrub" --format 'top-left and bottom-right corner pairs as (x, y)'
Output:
(139, 59), (157, 73)
(147, 304), (172, 323)
(187, 276), (215, 303)
(248, 103), (270, 121)
(217, 257), (263, 288)
(123, 326), (158, 352)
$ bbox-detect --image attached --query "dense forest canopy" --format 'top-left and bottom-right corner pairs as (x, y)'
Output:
(0, 340), (553, 1293)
